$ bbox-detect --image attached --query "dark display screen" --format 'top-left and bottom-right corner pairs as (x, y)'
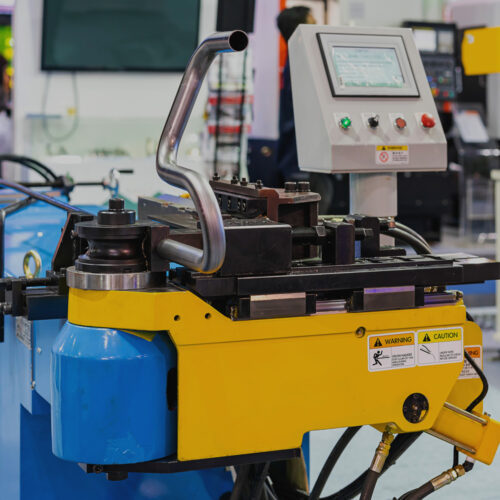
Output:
(42, 0), (200, 71)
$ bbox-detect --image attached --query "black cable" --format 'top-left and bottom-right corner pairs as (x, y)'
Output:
(0, 155), (59, 180)
(464, 349), (489, 412)
(382, 228), (432, 255)
(394, 222), (431, 252)
(0, 155), (58, 182)
(309, 426), (362, 500)
(359, 469), (380, 500)
(453, 312), (489, 466)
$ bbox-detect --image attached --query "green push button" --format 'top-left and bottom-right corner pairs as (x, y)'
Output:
(339, 116), (352, 130)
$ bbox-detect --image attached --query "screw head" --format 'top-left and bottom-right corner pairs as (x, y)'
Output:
(355, 327), (366, 338)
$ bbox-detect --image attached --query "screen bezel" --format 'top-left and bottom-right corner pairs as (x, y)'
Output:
(41, 0), (201, 72)
(317, 33), (420, 98)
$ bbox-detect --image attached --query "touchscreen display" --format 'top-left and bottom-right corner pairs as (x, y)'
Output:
(331, 46), (405, 89)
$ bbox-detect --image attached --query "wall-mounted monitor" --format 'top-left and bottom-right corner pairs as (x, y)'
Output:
(42, 0), (201, 72)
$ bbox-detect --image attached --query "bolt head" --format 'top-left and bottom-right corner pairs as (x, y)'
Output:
(355, 327), (366, 338)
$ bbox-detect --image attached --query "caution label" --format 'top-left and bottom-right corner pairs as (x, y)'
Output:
(459, 345), (482, 379)
(417, 327), (463, 366)
(368, 332), (416, 372)
(376, 145), (409, 166)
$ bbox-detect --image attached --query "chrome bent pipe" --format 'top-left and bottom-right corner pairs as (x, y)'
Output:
(156, 31), (249, 273)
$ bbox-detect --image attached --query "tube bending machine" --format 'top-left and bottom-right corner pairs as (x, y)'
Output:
(2, 27), (500, 500)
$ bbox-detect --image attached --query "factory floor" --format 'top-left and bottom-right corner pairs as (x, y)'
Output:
(310, 353), (500, 500)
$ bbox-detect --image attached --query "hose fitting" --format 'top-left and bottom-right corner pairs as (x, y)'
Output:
(370, 429), (395, 473)
(430, 465), (465, 491)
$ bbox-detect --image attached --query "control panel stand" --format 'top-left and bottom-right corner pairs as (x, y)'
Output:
(350, 173), (397, 217)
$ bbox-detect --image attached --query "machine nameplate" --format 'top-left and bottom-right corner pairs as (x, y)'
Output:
(417, 327), (463, 366)
(459, 345), (482, 379)
(368, 331), (416, 371)
(375, 145), (409, 166)
(15, 317), (32, 349)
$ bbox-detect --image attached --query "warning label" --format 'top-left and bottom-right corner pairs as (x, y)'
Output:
(376, 145), (409, 166)
(417, 327), (463, 366)
(459, 345), (482, 379)
(368, 332), (416, 372)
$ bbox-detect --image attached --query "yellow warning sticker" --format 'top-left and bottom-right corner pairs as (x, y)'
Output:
(376, 145), (409, 151)
(375, 145), (409, 166)
(368, 331), (416, 372)
(417, 327), (463, 366)
(369, 332), (414, 349)
(418, 328), (462, 344)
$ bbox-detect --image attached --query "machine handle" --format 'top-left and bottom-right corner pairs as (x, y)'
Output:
(156, 31), (249, 273)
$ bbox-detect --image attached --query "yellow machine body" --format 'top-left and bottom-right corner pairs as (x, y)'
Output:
(462, 26), (500, 76)
(67, 287), (500, 464)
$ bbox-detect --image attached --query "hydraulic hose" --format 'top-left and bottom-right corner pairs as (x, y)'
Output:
(321, 432), (422, 500)
(359, 470), (380, 500)
(397, 482), (434, 500)
(396, 464), (467, 500)
(309, 426), (362, 500)
(359, 430), (394, 500)
(382, 228), (431, 255)
(394, 222), (431, 252)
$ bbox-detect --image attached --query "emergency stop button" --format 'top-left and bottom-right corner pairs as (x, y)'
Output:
(421, 113), (436, 129)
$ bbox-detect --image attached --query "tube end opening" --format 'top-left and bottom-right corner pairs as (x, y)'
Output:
(229, 30), (249, 52)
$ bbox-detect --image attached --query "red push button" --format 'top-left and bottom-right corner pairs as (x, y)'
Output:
(421, 113), (436, 129)
(395, 117), (407, 129)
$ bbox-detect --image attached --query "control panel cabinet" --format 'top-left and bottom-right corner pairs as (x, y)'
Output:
(289, 26), (447, 174)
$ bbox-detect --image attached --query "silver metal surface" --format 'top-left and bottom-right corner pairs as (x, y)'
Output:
(249, 293), (306, 320)
(444, 402), (488, 426)
(66, 267), (154, 291)
(156, 31), (248, 274)
(315, 299), (347, 314)
(425, 429), (476, 455)
(363, 285), (415, 311)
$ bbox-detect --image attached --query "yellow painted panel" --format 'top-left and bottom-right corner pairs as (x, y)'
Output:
(462, 27), (500, 76)
(69, 288), (467, 461)
(431, 407), (500, 465)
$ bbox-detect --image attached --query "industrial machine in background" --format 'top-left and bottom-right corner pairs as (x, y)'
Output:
(2, 26), (500, 500)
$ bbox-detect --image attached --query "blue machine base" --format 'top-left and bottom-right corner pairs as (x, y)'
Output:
(0, 199), (310, 499)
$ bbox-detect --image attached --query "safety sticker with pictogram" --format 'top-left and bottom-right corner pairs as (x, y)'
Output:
(417, 327), (463, 366)
(368, 331), (416, 372)
(375, 145), (409, 165)
(459, 345), (482, 379)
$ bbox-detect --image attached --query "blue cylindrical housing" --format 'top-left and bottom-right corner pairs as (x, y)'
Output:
(51, 322), (177, 464)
